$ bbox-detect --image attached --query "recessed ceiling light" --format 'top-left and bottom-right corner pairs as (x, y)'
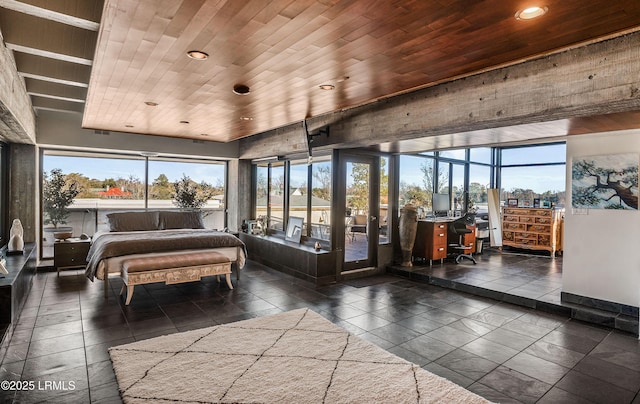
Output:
(319, 84), (335, 90)
(233, 84), (251, 95)
(515, 6), (548, 20)
(240, 116), (253, 121)
(145, 101), (158, 106)
(180, 120), (190, 124)
(187, 50), (209, 60)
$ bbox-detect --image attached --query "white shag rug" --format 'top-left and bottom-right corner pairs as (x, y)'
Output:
(109, 308), (491, 403)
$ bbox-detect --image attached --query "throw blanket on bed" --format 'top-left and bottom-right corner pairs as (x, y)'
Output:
(85, 229), (247, 281)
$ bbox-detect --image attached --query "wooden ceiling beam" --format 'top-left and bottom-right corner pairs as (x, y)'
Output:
(20, 72), (88, 88)
(31, 96), (84, 113)
(0, 10), (99, 60)
(239, 31), (640, 159)
(27, 92), (85, 104)
(0, 0), (100, 30)
(24, 78), (87, 101)
(6, 43), (93, 65)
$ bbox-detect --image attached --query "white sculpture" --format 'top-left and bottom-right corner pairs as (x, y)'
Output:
(8, 218), (24, 253)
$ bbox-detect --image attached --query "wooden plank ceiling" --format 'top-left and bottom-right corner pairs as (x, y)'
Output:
(2, 0), (640, 145)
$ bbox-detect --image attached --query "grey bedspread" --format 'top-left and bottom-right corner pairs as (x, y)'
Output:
(85, 229), (247, 281)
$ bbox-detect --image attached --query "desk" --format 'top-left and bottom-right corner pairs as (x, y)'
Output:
(412, 219), (476, 265)
(413, 220), (449, 264)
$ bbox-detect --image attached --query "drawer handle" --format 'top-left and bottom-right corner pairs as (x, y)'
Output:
(438, 247), (444, 251)
(438, 233), (445, 237)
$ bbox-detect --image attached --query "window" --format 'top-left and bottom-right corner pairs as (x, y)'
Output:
(438, 161), (450, 195)
(311, 157), (331, 240)
(439, 149), (466, 160)
(500, 143), (566, 207)
(147, 158), (226, 229)
(43, 152), (146, 209)
(253, 156), (332, 241)
(288, 160), (308, 231)
(451, 163), (464, 212)
(255, 164), (268, 223)
(268, 162), (285, 230)
(470, 147), (492, 164)
(42, 153), (146, 256)
(500, 165), (566, 207)
(379, 157), (389, 244)
(400, 147), (497, 215)
(41, 150), (226, 258)
(501, 143), (565, 165)
(469, 164), (490, 212)
(399, 155), (434, 213)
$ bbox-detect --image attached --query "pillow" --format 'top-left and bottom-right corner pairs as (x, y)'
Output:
(159, 210), (205, 230)
(106, 211), (160, 232)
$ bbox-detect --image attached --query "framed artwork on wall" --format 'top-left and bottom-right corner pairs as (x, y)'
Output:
(572, 153), (638, 210)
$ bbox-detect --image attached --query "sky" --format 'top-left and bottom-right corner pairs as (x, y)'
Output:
(44, 143), (567, 193)
(284, 145), (566, 194)
(399, 144), (567, 193)
(43, 155), (225, 184)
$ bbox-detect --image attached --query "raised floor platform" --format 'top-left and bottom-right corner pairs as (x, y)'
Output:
(388, 248), (638, 335)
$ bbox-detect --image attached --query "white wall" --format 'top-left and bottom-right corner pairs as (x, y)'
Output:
(36, 110), (239, 159)
(563, 130), (640, 307)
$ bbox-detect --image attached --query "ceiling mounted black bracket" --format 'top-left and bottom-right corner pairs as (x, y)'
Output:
(303, 120), (330, 163)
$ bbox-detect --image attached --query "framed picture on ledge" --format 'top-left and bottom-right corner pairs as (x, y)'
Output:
(285, 216), (304, 243)
(507, 198), (518, 207)
(247, 220), (259, 235)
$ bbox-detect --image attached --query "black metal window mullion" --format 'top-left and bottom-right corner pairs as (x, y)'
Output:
(306, 162), (313, 238)
(283, 160), (291, 234)
(144, 156), (149, 209)
(267, 163), (272, 228)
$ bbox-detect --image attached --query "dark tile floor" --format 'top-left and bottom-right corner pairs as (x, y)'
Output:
(394, 246), (563, 306)
(392, 247), (638, 334)
(1, 255), (640, 403)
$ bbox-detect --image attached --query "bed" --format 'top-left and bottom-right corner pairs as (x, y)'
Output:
(84, 210), (247, 298)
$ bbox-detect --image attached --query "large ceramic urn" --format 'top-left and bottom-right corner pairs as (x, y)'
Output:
(399, 204), (418, 267)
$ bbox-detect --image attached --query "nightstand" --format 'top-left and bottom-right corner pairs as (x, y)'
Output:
(54, 238), (91, 276)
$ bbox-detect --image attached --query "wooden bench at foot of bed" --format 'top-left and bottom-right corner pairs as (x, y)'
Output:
(120, 251), (232, 305)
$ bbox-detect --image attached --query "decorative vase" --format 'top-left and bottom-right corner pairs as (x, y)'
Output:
(399, 204), (418, 267)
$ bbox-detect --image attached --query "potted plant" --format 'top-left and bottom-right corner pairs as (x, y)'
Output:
(43, 168), (80, 242)
(172, 174), (214, 213)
